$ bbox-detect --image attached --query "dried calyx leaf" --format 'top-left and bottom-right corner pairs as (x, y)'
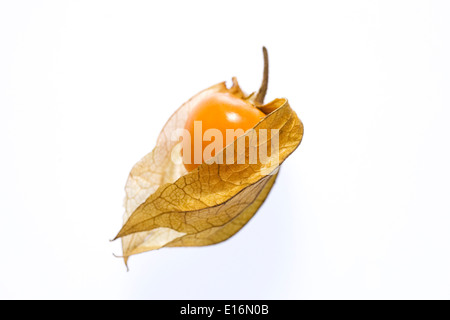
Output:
(115, 48), (304, 267)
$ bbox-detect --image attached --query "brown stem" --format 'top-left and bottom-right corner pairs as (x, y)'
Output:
(255, 46), (269, 105)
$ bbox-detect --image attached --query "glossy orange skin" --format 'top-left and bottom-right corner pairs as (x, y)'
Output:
(183, 92), (266, 171)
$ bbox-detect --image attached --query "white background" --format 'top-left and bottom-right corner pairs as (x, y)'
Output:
(1, 1), (449, 300)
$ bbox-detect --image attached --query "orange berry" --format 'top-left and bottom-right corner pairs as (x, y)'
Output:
(183, 92), (265, 171)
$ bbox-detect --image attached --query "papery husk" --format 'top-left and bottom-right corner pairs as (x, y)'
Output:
(116, 79), (303, 267)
